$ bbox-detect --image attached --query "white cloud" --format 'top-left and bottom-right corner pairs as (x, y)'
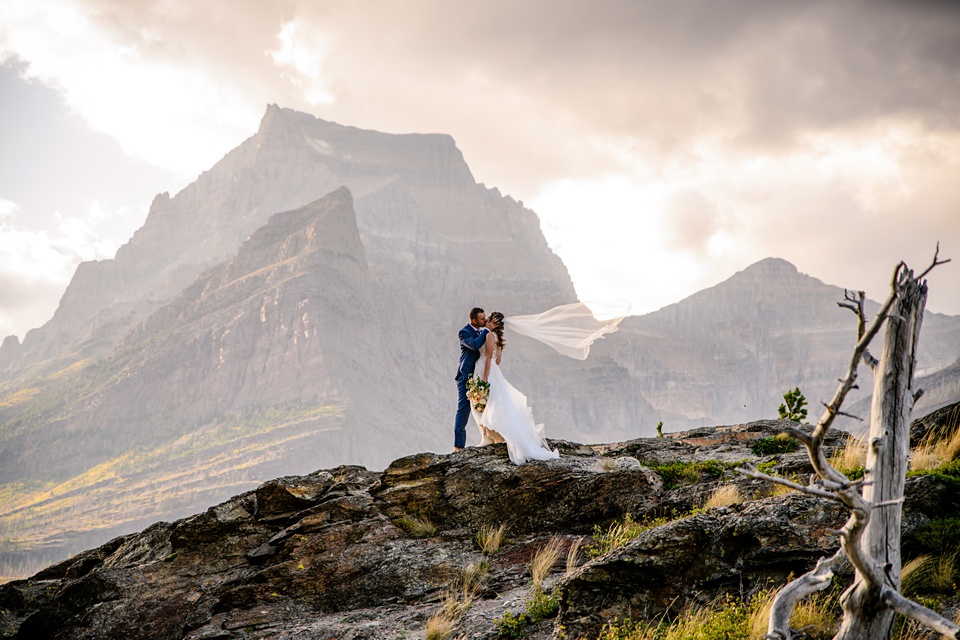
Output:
(531, 120), (960, 315)
(0, 198), (126, 338)
(0, 0), (261, 177)
(268, 20), (333, 106)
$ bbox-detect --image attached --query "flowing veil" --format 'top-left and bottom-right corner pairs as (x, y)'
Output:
(502, 301), (631, 360)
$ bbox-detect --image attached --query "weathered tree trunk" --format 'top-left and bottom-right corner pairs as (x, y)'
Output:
(835, 275), (927, 640)
(740, 252), (957, 640)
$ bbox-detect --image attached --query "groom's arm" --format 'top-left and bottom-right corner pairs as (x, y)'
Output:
(459, 327), (488, 351)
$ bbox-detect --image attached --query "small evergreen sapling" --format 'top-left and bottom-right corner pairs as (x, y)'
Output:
(778, 387), (808, 423)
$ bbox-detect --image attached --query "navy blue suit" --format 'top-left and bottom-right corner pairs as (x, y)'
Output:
(454, 324), (489, 448)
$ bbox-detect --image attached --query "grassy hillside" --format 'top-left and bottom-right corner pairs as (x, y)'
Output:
(0, 398), (342, 581)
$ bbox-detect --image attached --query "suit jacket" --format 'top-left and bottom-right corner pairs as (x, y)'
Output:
(456, 324), (489, 382)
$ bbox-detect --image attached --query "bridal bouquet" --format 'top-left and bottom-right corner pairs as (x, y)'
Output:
(466, 376), (491, 413)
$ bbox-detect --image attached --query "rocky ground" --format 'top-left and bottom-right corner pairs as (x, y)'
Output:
(1, 415), (958, 640)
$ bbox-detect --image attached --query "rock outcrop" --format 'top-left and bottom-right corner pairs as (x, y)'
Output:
(2, 419), (957, 640)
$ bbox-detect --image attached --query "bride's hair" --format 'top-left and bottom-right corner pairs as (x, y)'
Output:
(489, 311), (506, 350)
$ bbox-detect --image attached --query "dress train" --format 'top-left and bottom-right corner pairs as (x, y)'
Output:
(472, 349), (559, 465)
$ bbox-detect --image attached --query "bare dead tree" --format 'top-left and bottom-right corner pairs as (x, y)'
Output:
(738, 246), (956, 640)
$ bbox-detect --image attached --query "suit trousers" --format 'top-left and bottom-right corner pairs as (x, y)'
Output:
(454, 377), (470, 448)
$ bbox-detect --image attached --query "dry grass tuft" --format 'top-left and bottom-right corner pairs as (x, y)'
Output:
(901, 553), (956, 595)
(566, 537), (583, 574)
(530, 538), (564, 589)
(901, 555), (936, 596)
(703, 484), (743, 509)
(425, 609), (456, 640)
(439, 589), (472, 621)
(749, 590), (775, 640)
(458, 561), (489, 600)
(399, 514), (438, 537)
(911, 414), (960, 471)
(749, 587), (837, 640)
(476, 523), (506, 554)
(770, 473), (803, 497)
(425, 561), (489, 639)
(829, 435), (866, 474)
(789, 590), (839, 639)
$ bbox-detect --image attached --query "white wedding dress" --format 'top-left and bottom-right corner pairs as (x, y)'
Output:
(472, 345), (559, 465)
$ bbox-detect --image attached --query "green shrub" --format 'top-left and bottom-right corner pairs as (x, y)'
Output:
(586, 513), (669, 558)
(493, 588), (559, 637)
(838, 466), (865, 481)
(903, 518), (960, 558)
(526, 588), (558, 622)
(756, 459), (778, 473)
(908, 459), (960, 481)
(495, 610), (526, 638)
(751, 434), (799, 456)
(700, 460), (726, 477)
(648, 460), (724, 489)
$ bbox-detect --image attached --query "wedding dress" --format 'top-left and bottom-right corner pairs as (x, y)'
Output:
(469, 301), (630, 465)
(472, 344), (559, 465)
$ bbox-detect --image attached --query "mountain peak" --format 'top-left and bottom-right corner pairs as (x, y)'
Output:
(739, 257), (800, 278)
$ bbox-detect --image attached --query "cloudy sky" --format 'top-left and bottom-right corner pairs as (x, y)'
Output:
(1, 0), (959, 340)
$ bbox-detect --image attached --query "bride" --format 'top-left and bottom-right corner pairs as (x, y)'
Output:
(470, 303), (628, 465)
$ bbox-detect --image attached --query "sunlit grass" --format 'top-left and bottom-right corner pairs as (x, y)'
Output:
(597, 586), (841, 640)
(399, 514), (438, 537)
(911, 411), (960, 472)
(829, 435), (866, 478)
(749, 587), (838, 640)
(0, 401), (343, 578)
(425, 560), (489, 640)
(476, 523), (506, 554)
(587, 513), (670, 559)
(530, 537), (563, 589)
(45, 359), (93, 380)
(703, 484), (743, 509)
(566, 537), (583, 574)
(424, 610), (455, 640)
(0, 387), (41, 409)
(769, 473), (803, 497)
(901, 553), (956, 595)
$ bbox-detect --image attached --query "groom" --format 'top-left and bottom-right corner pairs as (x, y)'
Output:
(454, 307), (490, 452)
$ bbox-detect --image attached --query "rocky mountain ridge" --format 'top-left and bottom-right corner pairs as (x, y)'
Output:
(602, 257), (960, 429)
(2, 411), (959, 640)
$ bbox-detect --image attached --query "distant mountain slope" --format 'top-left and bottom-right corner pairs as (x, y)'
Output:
(596, 258), (960, 429)
(846, 357), (960, 425)
(0, 189), (408, 575)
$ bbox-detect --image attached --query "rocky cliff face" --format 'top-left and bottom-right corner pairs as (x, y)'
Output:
(0, 188), (402, 484)
(2, 416), (958, 640)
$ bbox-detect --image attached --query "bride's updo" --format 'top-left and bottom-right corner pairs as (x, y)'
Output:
(489, 311), (506, 350)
